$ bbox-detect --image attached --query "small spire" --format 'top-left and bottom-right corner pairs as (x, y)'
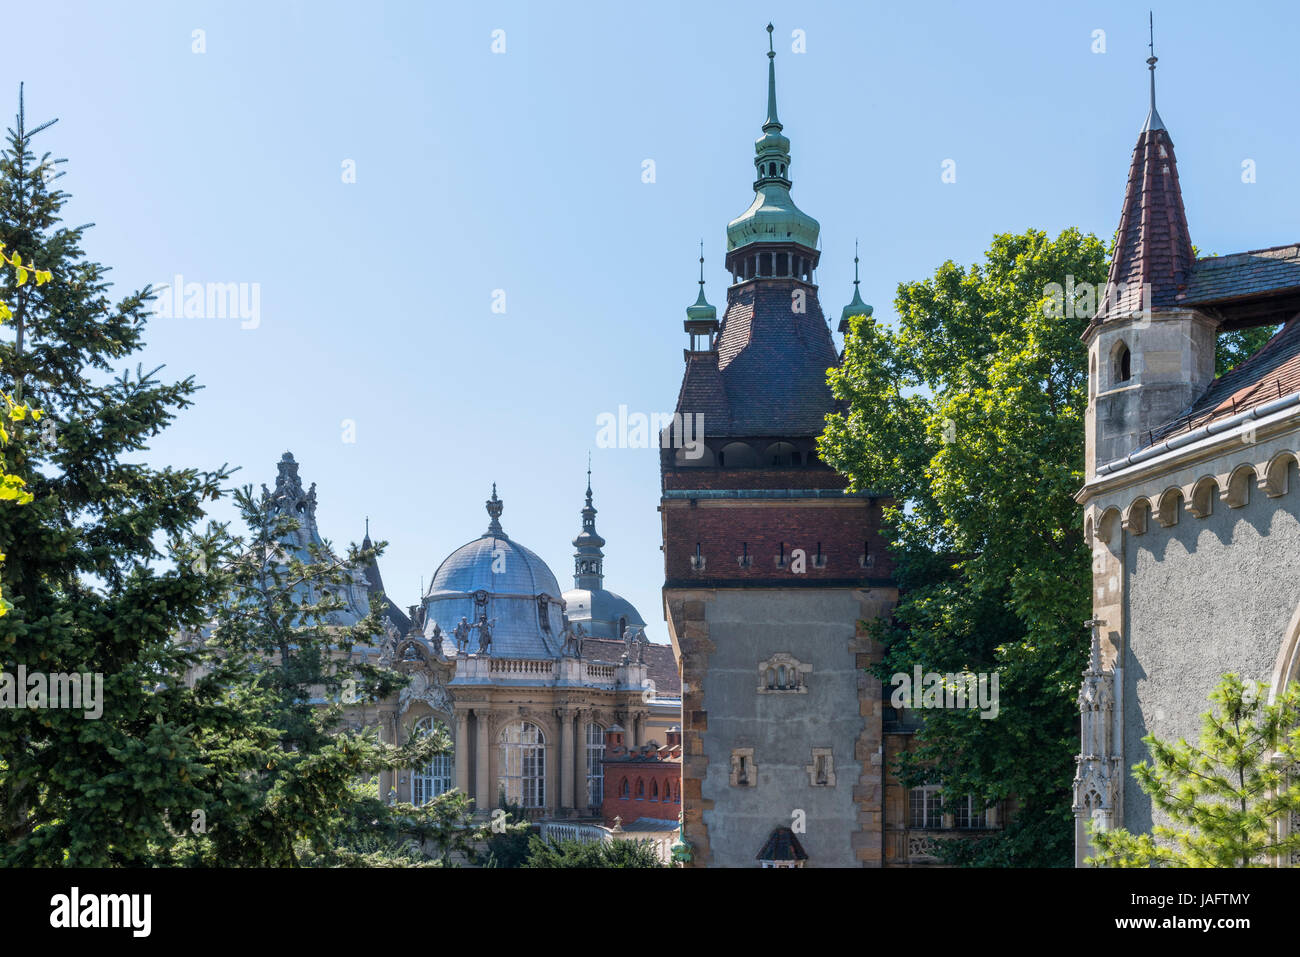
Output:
(840, 239), (873, 332)
(363, 515), (371, 548)
(586, 454), (593, 504)
(1142, 12), (1165, 132)
(485, 483), (504, 537)
(764, 23), (780, 130)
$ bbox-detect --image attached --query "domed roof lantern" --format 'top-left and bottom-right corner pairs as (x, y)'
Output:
(839, 239), (873, 333)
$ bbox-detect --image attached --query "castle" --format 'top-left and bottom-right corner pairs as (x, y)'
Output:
(1075, 45), (1300, 865)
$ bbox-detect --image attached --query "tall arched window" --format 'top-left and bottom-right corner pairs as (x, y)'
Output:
(499, 721), (546, 809)
(620, 777), (629, 798)
(410, 716), (453, 805)
(585, 722), (605, 810)
(636, 778), (645, 800)
(1114, 342), (1131, 384)
(650, 780), (659, 801)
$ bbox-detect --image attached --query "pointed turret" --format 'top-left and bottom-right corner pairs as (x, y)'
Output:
(572, 464), (606, 590)
(839, 239), (873, 334)
(1096, 29), (1193, 322)
(685, 242), (719, 352)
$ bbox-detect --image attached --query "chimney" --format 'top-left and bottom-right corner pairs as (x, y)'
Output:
(666, 725), (681, 748)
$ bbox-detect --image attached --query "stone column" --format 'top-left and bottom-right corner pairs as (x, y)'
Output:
(455, 709), (470, 796)
(475, 709), (491, 814)
(559, 707), (574, 815)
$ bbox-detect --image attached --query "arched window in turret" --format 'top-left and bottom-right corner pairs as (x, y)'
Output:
(1113, 341), (1131, 385)
(636, 778), (645, 800)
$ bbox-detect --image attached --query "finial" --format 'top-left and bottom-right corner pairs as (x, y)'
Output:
(365, 516), (370, 537)
(853, 238), (860, 287)
(698, 239), (705, 289)
(586, 454), (593, 498)
(486, 483), (504, 536)
(1141, 11), (1165, 132)
(763, 24), (780, 130)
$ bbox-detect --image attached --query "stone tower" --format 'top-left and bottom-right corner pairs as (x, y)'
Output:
(660, 24), (896, 867)
(1083, 48), (1216, 481)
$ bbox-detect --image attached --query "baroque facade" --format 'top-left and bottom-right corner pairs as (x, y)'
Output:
(1075, 48), (1300, 865)
(255, 452), (682, 830)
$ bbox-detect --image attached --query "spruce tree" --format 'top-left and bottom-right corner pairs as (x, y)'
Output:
(0, 87), (231, 865)
(171, 480), (477, 867)
(1089, 675), (1300, 867)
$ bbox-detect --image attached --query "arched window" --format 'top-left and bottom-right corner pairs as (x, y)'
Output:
(619, 616), (627, 639)
(720, 442), (757, 468)
(766, 668), (776, 690)
(620, 777), (630, 798)
(1114, 342), (1131, 384)
(499, 721), (546, 809)
(410, 716), (453, 805)
(585, 722), (605, 810)
(650, 780), (659, 801)
(636, 778), (645, 800)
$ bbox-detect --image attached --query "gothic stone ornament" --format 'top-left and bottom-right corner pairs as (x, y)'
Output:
(398, 669), (453, 715)
(430, 622), (444, 657)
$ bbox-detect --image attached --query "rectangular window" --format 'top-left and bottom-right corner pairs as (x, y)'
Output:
(909, 785), (943, 828)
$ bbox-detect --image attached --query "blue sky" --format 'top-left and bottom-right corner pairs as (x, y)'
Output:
(8, 0), (1299, 640)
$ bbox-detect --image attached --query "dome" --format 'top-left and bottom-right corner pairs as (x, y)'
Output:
(428, 535), (562, 599)
(726, 186), (820, 252)
(561, 586), (646, 641)
(421, 485), (566, 660)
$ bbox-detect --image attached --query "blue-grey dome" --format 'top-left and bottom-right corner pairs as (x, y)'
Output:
(561, 586), (646, 641)
(427, 534), (562, 600)
(421, 486), (566, 660)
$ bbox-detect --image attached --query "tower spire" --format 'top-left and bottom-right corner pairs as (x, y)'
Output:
(1095, 19), (1192, 323)
(840, 238), (873, 333)
(573, 465), (606, 590)
(685, 241), (718, 350)
(1142, 11), (1165, 132)
(764, 22), (780, 130)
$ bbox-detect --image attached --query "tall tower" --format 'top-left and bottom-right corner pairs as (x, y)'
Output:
(660, 25), (897, 868)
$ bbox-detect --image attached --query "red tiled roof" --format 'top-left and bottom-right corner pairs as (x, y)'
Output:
(1150, 317), (1298, 443)
(1098, 126), (1195, 321)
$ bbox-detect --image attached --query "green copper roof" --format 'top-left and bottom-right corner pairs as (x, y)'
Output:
(841, 241), (872, 323)
(686, 243), (717, 323)
(726, 24), (820, 254)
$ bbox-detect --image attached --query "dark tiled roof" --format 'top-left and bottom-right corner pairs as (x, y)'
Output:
(1150, 317), (1298, 442)
(756, 826), (808, 862)
(677, 279), (840, 439)
(1180, 244), (1300, 305)
(581, 638), (680, 695)
(1098, 127), (1195, 321)
(361, 546), (411, 634)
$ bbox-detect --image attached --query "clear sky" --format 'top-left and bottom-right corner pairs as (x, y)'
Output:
(8, 0), (1299, 641)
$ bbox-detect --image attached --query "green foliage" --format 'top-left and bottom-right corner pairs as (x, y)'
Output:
(481, 799), (534, 868)
(1217, 325), (1279, 377)
(1088, 676), (1300, 867)
(819, 228), (1107, 866)
(522, 835), (665, 868)
(165, 489), (470, 866)
(0, 89), (233, 866)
